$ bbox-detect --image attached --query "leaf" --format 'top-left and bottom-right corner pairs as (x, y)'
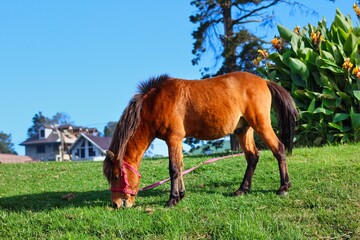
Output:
(289, 57), (309, 83)
(277, 24), (297, 41)
(307, 99), (316, 113)
(316, 57), (345, 74)
(337, 91), (352, 105)
(320, 50), (335, 62)
(290, 34), (300, 54)
(353, 90), (360, 101)
(320, 65), (345, 74)
(344, 33), (358, 55)
(333, 8), (352, 32)
(291, 73), (306, 88)
(328, 122), (344, 132)
(350, 107), (360, 130)
(313, 107), (332, 115)
(333, 113), (349, 122)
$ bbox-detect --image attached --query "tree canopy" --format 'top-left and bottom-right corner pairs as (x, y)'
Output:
(0, 131), (17, 154)
(27, 112), (74, 138)
(190, 0), (316, 77)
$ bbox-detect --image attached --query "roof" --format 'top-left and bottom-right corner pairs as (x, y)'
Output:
(70, 133), (111, 152)
(20, 132), (60, 145)
(20, 132), (77, 146)
(0, 154), (37, 164)
(21, 124), (101, 146)
(85, 134), (112, 150)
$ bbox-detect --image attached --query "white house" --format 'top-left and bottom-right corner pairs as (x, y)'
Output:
(70, 133), (111, 161)
(20, 124), (98, 161)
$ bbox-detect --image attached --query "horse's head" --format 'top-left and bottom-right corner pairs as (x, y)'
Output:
(104, 150), (141, 208)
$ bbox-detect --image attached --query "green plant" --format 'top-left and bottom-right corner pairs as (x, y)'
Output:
(257, 9), (360, 146)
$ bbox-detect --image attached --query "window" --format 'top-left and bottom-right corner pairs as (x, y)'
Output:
(88, 142), (96, 157)
(80, 141), (85, 158)
(36, 145), (45, 153)
(40, 129), (45, 138)
(54, 143), (60, 152)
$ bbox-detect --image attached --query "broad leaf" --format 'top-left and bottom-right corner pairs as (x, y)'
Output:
(289, 57), (309, 83)
(344, 32), (358, 55)
(333, 113), (349, 122)
(277, 24), (297, 41)
(353, 91), (360, 101)
(313, 107), (332, 115)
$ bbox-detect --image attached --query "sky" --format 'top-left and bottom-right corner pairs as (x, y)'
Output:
(0, 0), (357, 156)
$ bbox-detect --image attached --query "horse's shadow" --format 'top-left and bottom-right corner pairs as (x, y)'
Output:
(0, 181), (277, 212)
(0, 188), (171, 212)
(0, 190), (111, 212)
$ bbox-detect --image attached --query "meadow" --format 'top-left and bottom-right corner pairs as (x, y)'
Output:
(0, 143), (359, 239)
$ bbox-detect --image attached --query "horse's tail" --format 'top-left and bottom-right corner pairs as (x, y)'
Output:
(266, 81), (299, 154)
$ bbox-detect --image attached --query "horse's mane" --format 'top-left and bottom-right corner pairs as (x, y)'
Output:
(103, 74), (170, 181)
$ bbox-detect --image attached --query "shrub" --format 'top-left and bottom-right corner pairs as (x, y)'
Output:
(256, 8), (360, 146)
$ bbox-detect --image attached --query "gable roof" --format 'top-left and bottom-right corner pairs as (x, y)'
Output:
(20, 132), (60, 145)
(20, 132), (77, 146)
(70, 133), (111, 153)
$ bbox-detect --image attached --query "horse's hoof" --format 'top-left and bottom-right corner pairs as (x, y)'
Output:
(233, 189), (247, 196)
(179, 191), (185, 200)
(277, 190), (289, 196)
(165, 198), (178, 208)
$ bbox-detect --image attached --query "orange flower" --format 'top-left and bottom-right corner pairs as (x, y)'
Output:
(257, 49), (269, 59)
(342, 58), (353, 71)
(310, 31), (324, 46)
(294, 26), (301, 35)
(271, 38), (283, 50)
(354, 3), (360, 17)
(352, 66), (360, 78)
(252, 56), (263, 67)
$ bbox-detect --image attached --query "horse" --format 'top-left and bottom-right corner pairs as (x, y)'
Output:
(104, 72), (298, 208)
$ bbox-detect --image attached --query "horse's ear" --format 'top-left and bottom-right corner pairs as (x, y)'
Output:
(106, 150), (115, 161)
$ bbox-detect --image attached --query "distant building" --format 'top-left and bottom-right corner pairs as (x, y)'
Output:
(20, 124), (98, 161)
(70, 133), (111, 161)
(0, 154), (37, 164)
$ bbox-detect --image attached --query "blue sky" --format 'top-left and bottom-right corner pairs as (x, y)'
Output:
(0, 1), (357, 156)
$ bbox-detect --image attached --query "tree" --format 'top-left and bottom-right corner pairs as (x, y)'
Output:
(190, 0), (315, 75)
(49, 112), (74, 125)
(27, 111), (74, 138)
(104, 121), (117, 137)
(0, 131), (17, 154)
(27, 111), (48, 138)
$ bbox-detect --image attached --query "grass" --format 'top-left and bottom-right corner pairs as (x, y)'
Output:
(0, 143), (359, 239)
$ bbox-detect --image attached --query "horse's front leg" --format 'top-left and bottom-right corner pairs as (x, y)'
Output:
(166, 137), (185, 207)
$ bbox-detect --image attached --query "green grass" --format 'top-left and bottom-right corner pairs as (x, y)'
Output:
(1, 143), (359, 239)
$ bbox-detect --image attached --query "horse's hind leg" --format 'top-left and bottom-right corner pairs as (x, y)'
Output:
(253, 123), (291, 195)
(234, 126), (259, 196)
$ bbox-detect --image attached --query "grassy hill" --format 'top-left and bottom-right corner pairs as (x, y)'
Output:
(1, 143), (359, 239)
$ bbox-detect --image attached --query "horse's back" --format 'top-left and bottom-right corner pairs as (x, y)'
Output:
(152, 72), (271, 140)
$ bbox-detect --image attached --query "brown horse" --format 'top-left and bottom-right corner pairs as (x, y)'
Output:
(104, 72), (298, 208)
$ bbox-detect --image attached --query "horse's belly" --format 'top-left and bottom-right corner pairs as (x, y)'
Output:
(185, 112), (241, 140)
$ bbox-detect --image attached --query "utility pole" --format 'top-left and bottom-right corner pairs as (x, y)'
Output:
(53, 125), (65, 161)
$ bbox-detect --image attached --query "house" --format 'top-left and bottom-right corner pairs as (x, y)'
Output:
(20, 124), (98, 161)
(70, 133), (111, 161)
(0, 154), (37, 164)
